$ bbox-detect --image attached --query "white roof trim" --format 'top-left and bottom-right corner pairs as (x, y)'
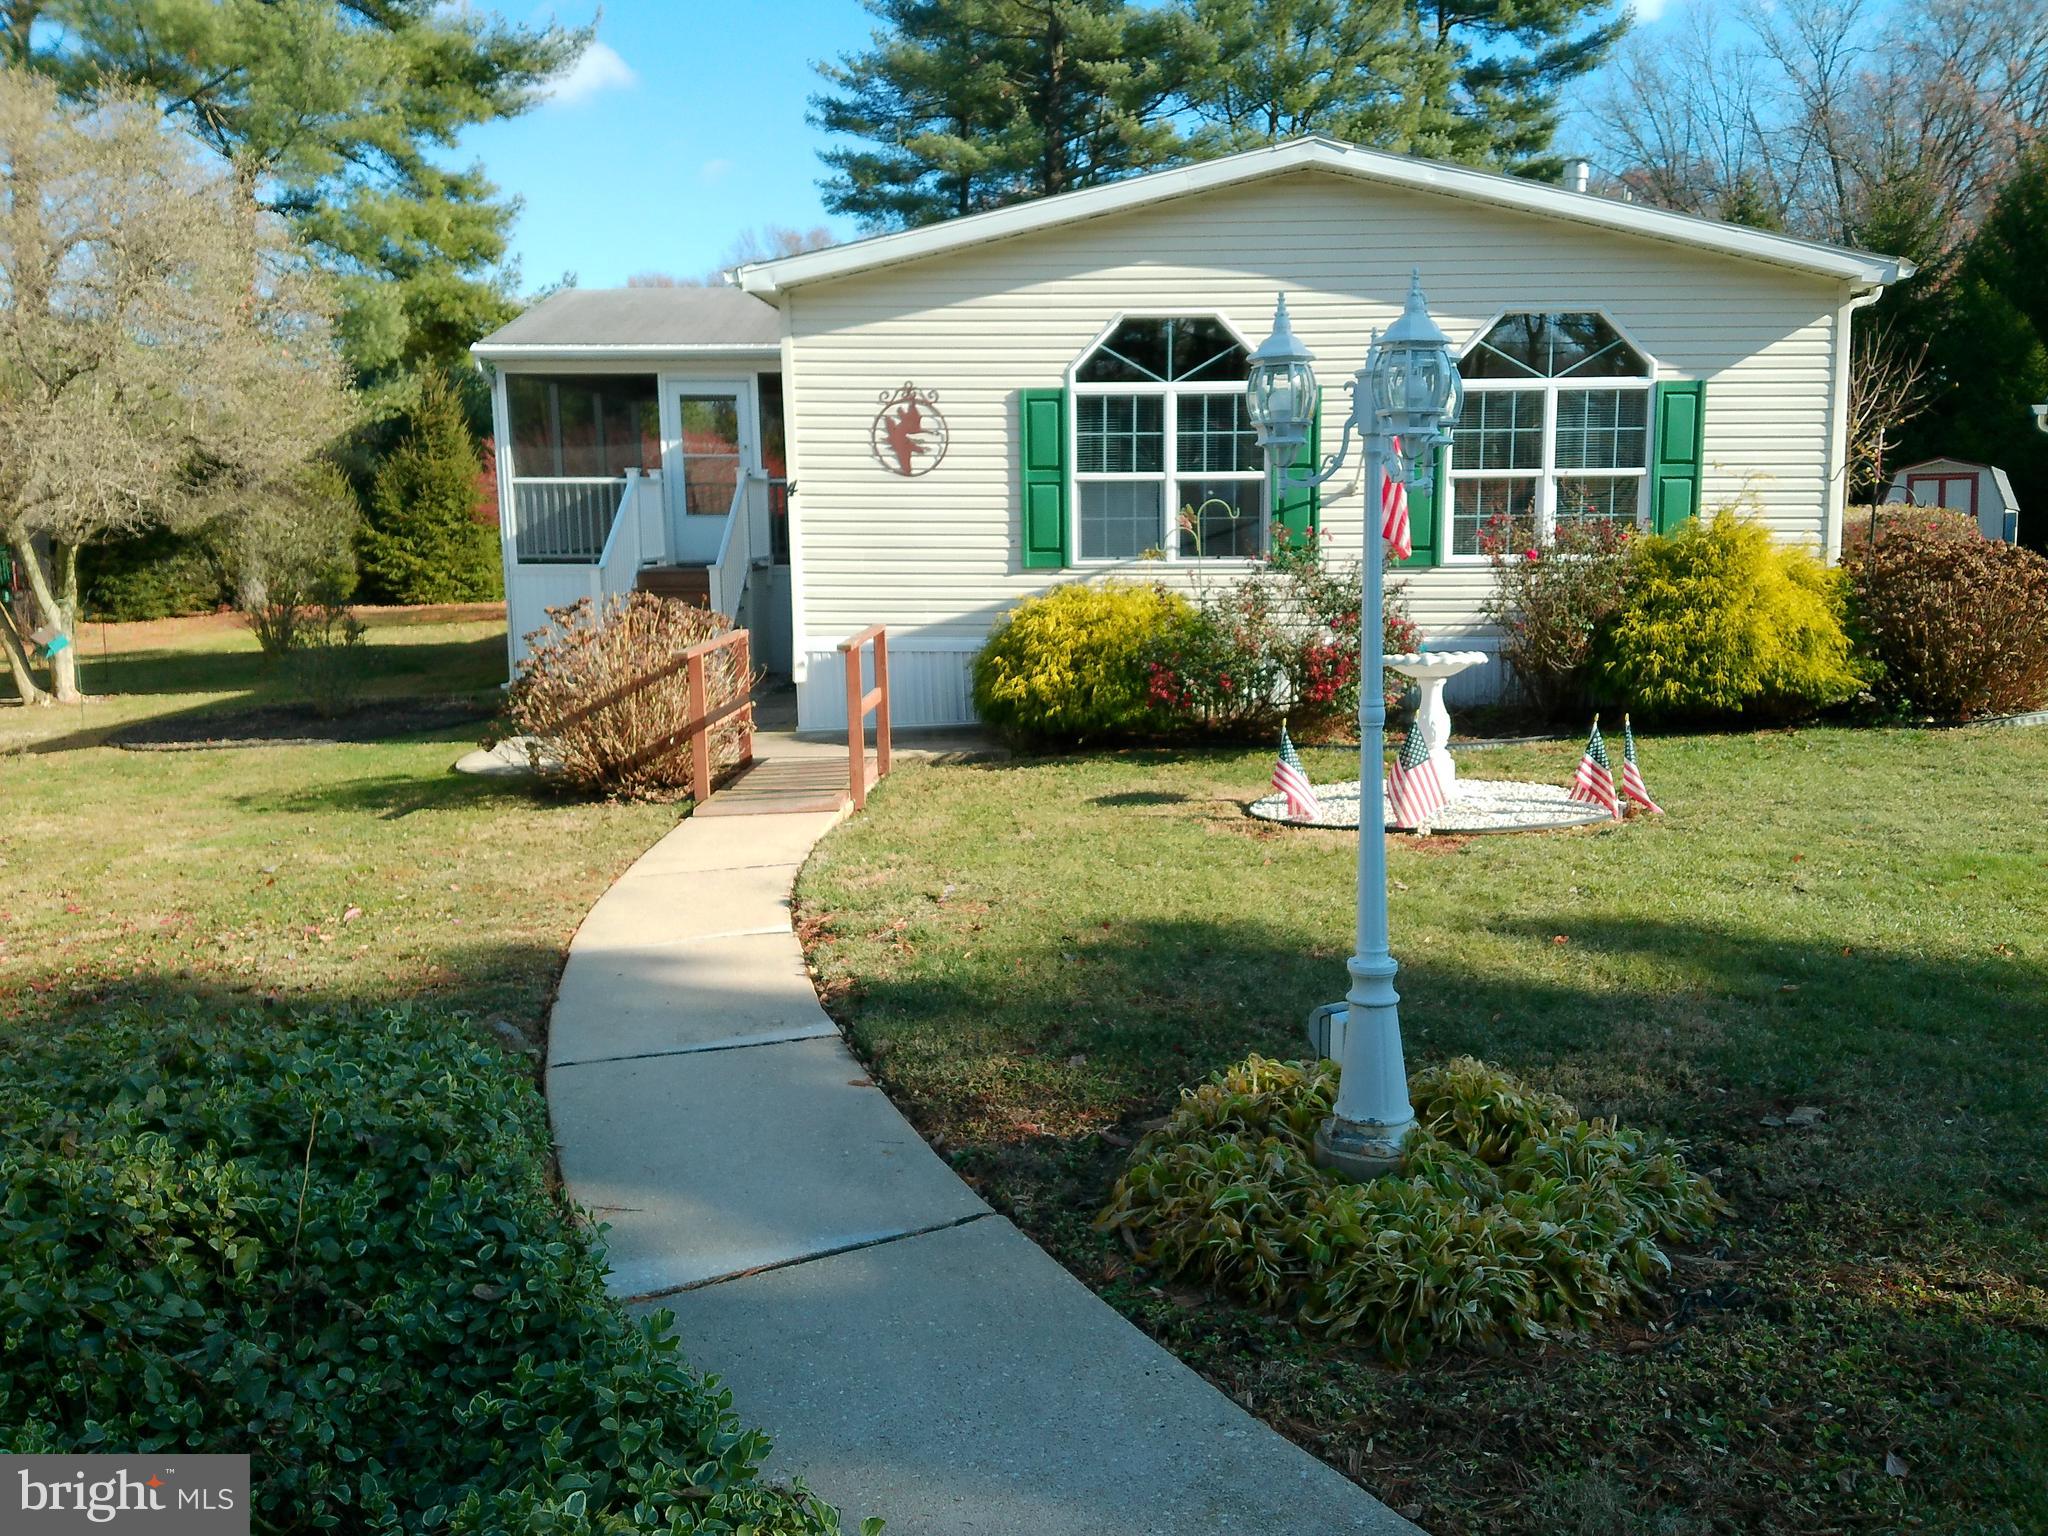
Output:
(471, 342), (782, 362)
(736, 138), (1909, 296)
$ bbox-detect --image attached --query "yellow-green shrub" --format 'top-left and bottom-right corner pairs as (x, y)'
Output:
(1098, 1055), (1722, 1362)
(1597, 511), (1866, 718)
(972, 581), (1189, 744)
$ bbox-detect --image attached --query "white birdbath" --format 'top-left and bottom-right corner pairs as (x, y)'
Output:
(1385, 650), (1489, 792)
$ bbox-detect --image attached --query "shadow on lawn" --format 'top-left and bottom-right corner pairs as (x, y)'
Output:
(813, 910), (2046, 1216)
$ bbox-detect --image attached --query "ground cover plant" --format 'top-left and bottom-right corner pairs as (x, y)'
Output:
(1100, 1055), (1721, 1360)
(795, 731), (2048, 1533)
(0, 613), (845, 1532)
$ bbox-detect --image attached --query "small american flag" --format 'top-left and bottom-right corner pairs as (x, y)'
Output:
(1620, 714), (1663, 814)
(1271, 724), (1321, 821)
(1385, 717), (1448, 829)
(1382, 435), (1412, 561)
(1569, 715), (1622, 819)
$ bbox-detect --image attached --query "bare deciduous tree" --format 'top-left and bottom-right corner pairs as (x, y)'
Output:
(626, 224), (840, 289)
(0, 69), (350, 704)
(1846, 320), (1931, 500)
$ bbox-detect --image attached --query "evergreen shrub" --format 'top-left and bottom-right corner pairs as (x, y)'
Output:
(360, 372), (502, 605)
(1845, 507), (2048, 719)
(0, 1004), (847, 1534)
(79, 528), (226, 621)
(972, 580), (1189, 744)
(1099, 1055), (1722, 1362)
(1597, 512), (1866, 718)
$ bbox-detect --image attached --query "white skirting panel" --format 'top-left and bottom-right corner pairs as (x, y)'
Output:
(798, 640), (980, 731)
(505, 565), (599, 674)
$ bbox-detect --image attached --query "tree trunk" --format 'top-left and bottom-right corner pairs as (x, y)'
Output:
(0, 606), (50, 704)
(12, 533), (80, 703)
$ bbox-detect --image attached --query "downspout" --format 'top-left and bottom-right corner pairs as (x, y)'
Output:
(1825, 286), (1884, 564)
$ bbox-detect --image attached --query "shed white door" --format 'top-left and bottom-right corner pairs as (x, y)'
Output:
(659, 380), (753, 564)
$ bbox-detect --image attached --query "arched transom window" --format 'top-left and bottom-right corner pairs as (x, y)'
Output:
(1450, 312), (1654, 557)
(1072, 316), (1263, 561)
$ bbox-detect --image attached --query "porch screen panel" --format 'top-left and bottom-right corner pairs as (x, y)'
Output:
(506, 374), (659, 562)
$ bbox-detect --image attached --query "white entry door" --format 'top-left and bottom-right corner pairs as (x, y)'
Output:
(659, 379), (754, 564)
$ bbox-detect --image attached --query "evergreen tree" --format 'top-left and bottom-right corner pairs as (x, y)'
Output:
(813, 0), (1201, 229)
(360, 374), (501, 605)
(1179, 0), (1456, 154)
(1414, 0), (1628, 173)
(2, 0), (586, 395)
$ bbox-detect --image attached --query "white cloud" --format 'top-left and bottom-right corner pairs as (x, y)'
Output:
(545, 41), (636, 107)
(699, 158), (735, 185)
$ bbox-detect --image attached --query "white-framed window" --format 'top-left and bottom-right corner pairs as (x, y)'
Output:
(1448, 312), (1654, 559)
(1071, 316), (1263, 562)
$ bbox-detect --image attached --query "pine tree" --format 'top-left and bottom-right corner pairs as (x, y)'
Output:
(813, 0), (1201, 229)
(1414, 0), (1628, 173)
(360, 375), (501, 605)
(1179, 0), (1457, 154)
(3, 1), (586, 395)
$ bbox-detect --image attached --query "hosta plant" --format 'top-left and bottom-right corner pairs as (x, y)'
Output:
(1098, 1055), (1723, 1361)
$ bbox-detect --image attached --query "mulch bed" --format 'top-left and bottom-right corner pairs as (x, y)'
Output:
(110, 696), (496, 751)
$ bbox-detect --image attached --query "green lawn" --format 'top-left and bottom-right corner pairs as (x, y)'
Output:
(0, 611), (675, 1039)
(797, 728), (2048, 1535)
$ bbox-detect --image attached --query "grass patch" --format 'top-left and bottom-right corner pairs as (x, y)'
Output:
(796, 728), (2048, 1534)
(0, 614), (844, 1531)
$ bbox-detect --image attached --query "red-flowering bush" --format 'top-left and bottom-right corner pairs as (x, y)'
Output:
(1142, 527), (1415, 739)
(1845, 507), (2048, 719)
(1481, 514), (1634, 718)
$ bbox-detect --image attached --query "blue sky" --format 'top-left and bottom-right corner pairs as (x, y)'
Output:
(462, 1), (881, 291)
(467, 0), (1699, 295)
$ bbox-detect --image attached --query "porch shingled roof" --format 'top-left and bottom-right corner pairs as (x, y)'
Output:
(472, 287), (782, 357)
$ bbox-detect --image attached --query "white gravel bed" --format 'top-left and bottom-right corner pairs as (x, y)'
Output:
(1248, 777), (1618, 834)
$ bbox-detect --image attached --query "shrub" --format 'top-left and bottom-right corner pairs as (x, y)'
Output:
(360, 372), (502, 605)
(0, 1004), (845, 1534)
(1142, 531), (1417, 740)
(227, 463), (362, 659)
(972, 581), (1189, 744)
(79, 527), (226, 621)
(1597, 511), (1866, 719)
(1098, 1054), (1722, 1362)
(1482, 516), (1634, 717)
(288, 601), (368, 718)
(1845, 507), (2048, 719)
(508, 592), (754, 801)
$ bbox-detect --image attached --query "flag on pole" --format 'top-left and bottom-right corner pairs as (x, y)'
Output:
(1385, 717), (1449, 829)
(1620, 713), (1663, 814)
(1569, 715), (1622, 818)
(1381, 435), (1412, 561)
(1270, 723), (1321, 821)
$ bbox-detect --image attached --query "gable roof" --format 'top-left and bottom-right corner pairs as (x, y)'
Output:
(472, 286), (781, 359)
(736, 138), (1908, 297)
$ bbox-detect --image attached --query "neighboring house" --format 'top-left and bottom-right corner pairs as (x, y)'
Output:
(1885, 457), (2020, 543)
(471, 137), (1908, 729)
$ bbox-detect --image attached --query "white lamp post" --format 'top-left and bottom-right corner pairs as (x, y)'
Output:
(1245, 271), (1464, 1179)
(2032, 402), (2047, 435)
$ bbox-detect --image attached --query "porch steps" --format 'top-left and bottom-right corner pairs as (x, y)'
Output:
(635, 564), (711, 605)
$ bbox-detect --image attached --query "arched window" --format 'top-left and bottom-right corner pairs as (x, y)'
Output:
(1450, 312), (1654, 557)
(1071, 316), (1262, 561)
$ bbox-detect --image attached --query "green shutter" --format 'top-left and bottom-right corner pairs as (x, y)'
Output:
(1650, 380), (1706, 534)
(1394, 439), (1448, 568)
(1019, 388), (1069, 569)
(1270, 389), (1322, 547)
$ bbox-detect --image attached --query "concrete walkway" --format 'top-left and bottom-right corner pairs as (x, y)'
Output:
(546, 732), (1418, 1536)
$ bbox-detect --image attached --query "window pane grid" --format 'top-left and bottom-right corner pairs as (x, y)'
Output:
(1080, 481), (1164, 559)
(1076, 393), (1164, 474)
(1175, 392), (1260, 473)
(1554, 388), (1647, 471)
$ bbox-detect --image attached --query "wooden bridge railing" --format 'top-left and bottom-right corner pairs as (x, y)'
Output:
(839, 624), (891, 811)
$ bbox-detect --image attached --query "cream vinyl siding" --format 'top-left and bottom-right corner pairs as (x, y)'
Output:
(782, 168), (1848, 663)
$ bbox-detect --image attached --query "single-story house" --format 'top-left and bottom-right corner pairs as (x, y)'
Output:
(471, 136), (1908, 729)
(1885, 457), (2020, 543)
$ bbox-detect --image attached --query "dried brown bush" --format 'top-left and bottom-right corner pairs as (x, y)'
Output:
(507, 593), (755, 801)
(1845, 507), (2048, 720)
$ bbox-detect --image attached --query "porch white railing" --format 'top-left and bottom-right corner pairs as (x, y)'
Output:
(592, 469), (652, 600)
(509, 477), (623, 563)
(706, 475), (753, 619)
